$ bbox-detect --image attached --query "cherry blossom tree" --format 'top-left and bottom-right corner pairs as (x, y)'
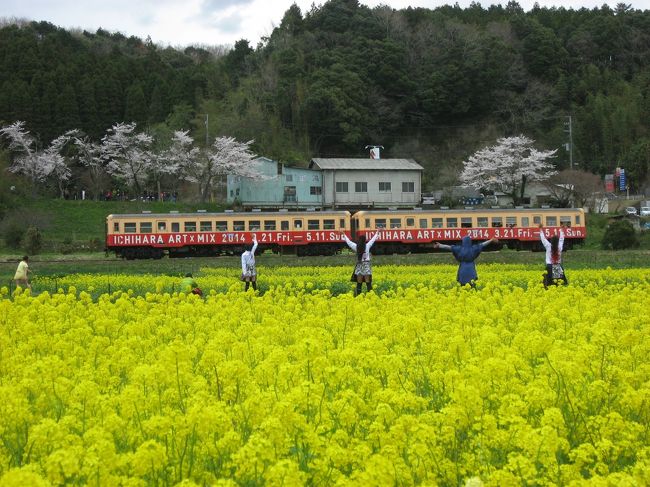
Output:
(73, 135), (106, 200)
(0, 121), (75, 197)
(460, 135), (557, 205)
(101, 122), (153, 196)
(154, 130), (201, 200)
(184, 136), (260, 202)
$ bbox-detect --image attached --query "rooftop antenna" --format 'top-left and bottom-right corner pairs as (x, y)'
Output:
(365, 145), (384, 159)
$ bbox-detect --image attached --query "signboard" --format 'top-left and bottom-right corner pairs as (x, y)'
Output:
(605, 174), (614, 192)
(619, 168), (626, 191)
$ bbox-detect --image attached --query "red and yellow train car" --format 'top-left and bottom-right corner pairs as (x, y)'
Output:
(106, 210), (352, 259)
(352, 208), (586, 253)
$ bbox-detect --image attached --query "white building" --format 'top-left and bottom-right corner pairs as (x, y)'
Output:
(309, 158), (424, 208)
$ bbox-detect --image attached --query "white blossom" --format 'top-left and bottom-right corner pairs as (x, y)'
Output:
(101, 122), (153, 193)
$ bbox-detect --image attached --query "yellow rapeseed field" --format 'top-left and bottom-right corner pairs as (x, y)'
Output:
(1, 265), (649, 486)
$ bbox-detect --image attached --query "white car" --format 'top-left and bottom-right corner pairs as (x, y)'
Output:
(640, 207), (650, 216)
(625, 207), (638, 215)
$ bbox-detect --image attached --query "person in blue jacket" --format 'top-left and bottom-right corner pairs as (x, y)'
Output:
(434, 236), (498, 287)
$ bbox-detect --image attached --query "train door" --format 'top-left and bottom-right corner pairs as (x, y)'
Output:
(156, 220), (167, 233)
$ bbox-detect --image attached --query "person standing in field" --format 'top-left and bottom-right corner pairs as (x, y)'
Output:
(13, 255), (31, 290)
(241, 234), (258, 291)
(434, 236), (498, 288)
(342, 230), (380, 296)
(538, 224), (567, 288)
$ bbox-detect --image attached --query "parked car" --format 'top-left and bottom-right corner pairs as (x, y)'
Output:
(640, 206), (650, 216)
(625, 206), (638, 215)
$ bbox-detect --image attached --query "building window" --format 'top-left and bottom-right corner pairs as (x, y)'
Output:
(284, 186), (296, 202)
(379, 182), (391, 192)
(184, 222), (197, 232)
(285, 174), (293, 182)
(310, 186), (322, 195)
(402, 182), (415, 193)
(336, 182), (348, 193)
(124, 223), (136, 233)
(355, 182), (368, 193)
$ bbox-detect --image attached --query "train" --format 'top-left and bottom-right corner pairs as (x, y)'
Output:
(105, 207), (586, 259)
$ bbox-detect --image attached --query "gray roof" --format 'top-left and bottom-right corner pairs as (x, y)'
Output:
(310, 158), (423, 171)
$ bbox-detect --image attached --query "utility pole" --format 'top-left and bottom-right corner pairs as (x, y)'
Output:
(564, 115), (573, 170)
(205, 114), (209, 147)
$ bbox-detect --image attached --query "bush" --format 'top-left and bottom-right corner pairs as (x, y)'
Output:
(23, 226), (43, 255)
(2, 220), (24, 249)
(601, 220), (639, 250)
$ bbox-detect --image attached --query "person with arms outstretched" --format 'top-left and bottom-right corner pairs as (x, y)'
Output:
(434, 236), (498, 287)
(538, 224), (567, 288)
(342, 230), (380, 296)
(241, 234), (258, 291)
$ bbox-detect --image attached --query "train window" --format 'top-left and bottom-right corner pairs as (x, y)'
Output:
(124, 223), (136, 233)
(200, 221), (212, 232)
(172, 222), (180, 232)
(264, 220), (276, 231)
(533, 216), (542, 225)
(323, 219), (335, 230)
(477, 217), (488, 228)
(521, 217), (529, 227)
(365, 218), (371, 228)
(233, 221), (245, 231)
(339, 219), (345, 228)
(432, 218), (443, 228)
(506, 217), (517, 228)
(184, 222), (197, 232)
(575, 215), (581, 225)
(375, 219), (386, 229)
(157, 222), (166, 231)
(419, 218), (428, 228)
(491, 217), (503, 227)
(560, 216), (572, 227)
(281, 221), (289, 231)
(461, 217), (472, 228)
(215, 221), (228, 231)
(140, 222), (153, 233)
(390, 218), (401, 229)
(113, 223), (120, 232)
(546, 216), (557, 226)
(406, 218), (415, 227)
(248, 221), (261, 231)
(446, 218), (458, 228)
(293, 219), (303, 230)
(308, 219), (320, 230)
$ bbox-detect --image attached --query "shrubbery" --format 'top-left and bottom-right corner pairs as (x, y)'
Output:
(601, 219), (639, 250)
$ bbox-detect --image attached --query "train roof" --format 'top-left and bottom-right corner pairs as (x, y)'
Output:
(107, 210), (351, 219)
(354, 207), (584, 215)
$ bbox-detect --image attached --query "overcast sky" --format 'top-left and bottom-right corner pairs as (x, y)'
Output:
(2, 0), (649, 48)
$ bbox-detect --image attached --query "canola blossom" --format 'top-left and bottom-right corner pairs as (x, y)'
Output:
(1, 265), (649, 486)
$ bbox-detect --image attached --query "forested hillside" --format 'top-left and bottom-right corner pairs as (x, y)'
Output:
(1, 0), (650, 192)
